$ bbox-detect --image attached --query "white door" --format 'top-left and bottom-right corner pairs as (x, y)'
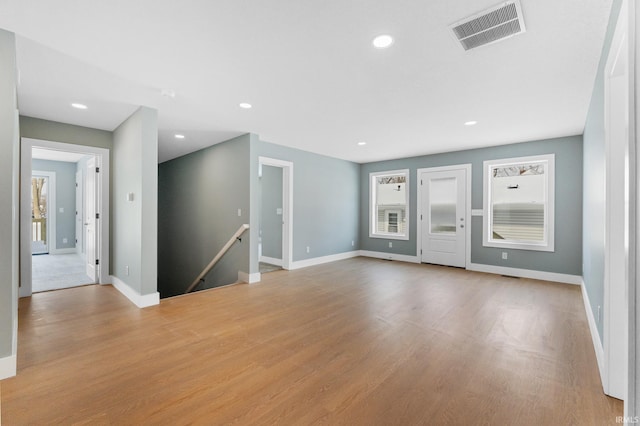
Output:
(603, 1), (629, 400)
(75, 170), (84, 257)
(421, 168), (466, 267)
(85, 158), (97, 280)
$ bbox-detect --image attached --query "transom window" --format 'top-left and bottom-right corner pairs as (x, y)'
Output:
(483, 154), (555, 251)
(370, 170), (409, 240)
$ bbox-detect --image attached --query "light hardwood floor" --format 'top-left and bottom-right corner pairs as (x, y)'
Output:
(1, 257), (622, 425)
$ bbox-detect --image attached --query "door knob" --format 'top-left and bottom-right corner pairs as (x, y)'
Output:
(460, 224), (464, 228)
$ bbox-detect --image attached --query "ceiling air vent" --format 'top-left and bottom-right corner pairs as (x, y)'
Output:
(450, 1), (526, 51)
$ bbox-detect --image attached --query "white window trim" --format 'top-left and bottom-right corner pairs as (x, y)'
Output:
(482, 154), (555, 252)
(369, 169), (409, 240)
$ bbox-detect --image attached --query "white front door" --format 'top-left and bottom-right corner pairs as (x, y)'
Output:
(85, 158), (97, 280)
(420, 168), (467, 267)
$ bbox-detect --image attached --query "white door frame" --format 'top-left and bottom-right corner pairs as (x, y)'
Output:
(416, 164), (472, 268)
(20, 138), (110, 297)
(258, 157), (293, 270)
(75, 169), (84, 256)
(603, 0), (630, 400)
(30, 170), (56, 255)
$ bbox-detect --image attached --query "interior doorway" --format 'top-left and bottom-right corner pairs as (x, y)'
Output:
(259, 164), (284, 273)
(20, 138), (110, 297)
(258, 157), (293, 271)
(417, 164), (471, 268)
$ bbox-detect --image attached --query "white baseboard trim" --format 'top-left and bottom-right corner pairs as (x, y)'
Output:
(49, 247), (78, 255)
(260, 256), (283, 267)
(238, 271), (261, 284)
(581, 279), (606, 390)
(110, 275), (160, 308)
(290, 251), (360, 270)
(466, 262), (582, 285)
(0, 354), (17, 379)
(359, 250), (420, 264)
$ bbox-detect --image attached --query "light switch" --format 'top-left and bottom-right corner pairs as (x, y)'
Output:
(237, 208), (242, 217)
(59, 207), (64, 213)
(127, 192), (134, 202)
(276, 208), (283, 215)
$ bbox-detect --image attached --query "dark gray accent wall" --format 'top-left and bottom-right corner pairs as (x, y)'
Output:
(112, 107), (158, 296)
(260, 165), (283, 259)
(32, 159), (77, 250)
(0, 29), (19, 366)
(583, 0), (623, 344)
(158, 134), (251, 298)
(251, 137), (360, 273)
(360, 136), (583, 276)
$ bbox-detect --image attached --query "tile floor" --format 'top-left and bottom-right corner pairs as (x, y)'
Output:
(32, 253), (95, 293)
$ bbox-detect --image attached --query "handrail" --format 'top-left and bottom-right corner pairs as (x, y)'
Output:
(185, 224), (250, 293)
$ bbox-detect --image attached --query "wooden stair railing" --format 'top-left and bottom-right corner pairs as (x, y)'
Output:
(185, 224), (249, 293)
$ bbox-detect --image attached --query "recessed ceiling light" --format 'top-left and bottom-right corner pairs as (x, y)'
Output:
(71, 103), (88, 110)
(239, 103), (252, 109)
(357, 141), (367, 146)
(372, 35), (394, 49)
(464, 120), (478, 126)
(174, 134), (185, 139)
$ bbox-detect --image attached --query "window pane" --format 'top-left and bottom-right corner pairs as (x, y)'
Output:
(491, 162), (545, 242)
(373, 173), (407, 236)
(430, 177), (457, 234)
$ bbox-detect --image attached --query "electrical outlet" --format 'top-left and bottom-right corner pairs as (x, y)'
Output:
(306, 246), (310, 253)
(389, 242), (393, 248)
(351, 240), (355, 247)
(597, 305), (601, 324)
(62, 238), (68, 244)
(59, 207), (64, 213)
(125, 265), (130, 276)
(502, 252), (508, 260)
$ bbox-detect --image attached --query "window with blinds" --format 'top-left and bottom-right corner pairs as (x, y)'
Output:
(370, 170), (409, 240)
(483, 155), (555, 252)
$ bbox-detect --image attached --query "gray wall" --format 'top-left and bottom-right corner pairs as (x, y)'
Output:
(583, 0), (623, 343)
(360, 136), (584, 276)
(158, 134), (251, 298)
(0, 29), (19, 369)
(260, 165), (283, 259)
(250, 137), (360, 274)
(112, 106), (158, 296)
(20, 116), (112, 149)
(32, 159), (77, 251)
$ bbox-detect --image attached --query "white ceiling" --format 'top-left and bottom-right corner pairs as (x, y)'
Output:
(32, 147), (87, 163)
(0, 0), (613, 164)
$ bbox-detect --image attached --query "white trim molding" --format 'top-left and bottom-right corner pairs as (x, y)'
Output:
(0, 354), (17, 380)
(259, 256), (283, 267)
(581, 279), (606, 390)
(111, 275), (159, 308)
(359, 250), (420, 264)
(21, 138), (111, 298)
(238, 271), (261, 284)
(466, 262), (581, 285)
(290, 251), (360, 270)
